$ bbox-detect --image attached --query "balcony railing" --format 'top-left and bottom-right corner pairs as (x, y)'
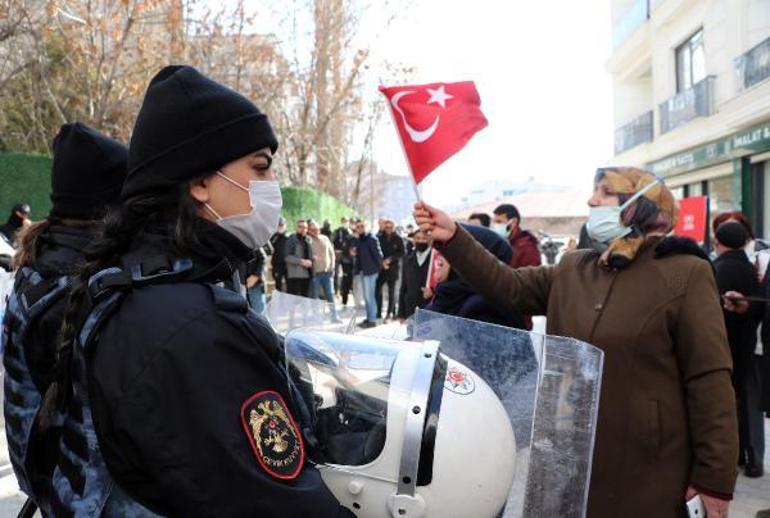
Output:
(659, 76), (715, 134)
(735, 37), (770, 92)
(612, 0), (649, 48)
(614, 111), (653, 154)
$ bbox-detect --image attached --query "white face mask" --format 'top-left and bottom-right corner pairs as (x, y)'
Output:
(491, 222), (508, 238)
(586, 179), (661, 244)
(206, 172), (283, 250)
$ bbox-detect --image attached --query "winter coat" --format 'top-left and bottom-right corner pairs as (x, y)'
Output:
(269, 232), (288, 274)
(397, 249), (431, 319)
(284, 233), (313, 279)
(713, 249), (761, 390)
(438, 226), (738, 518)
(356, 233), (383, 276)
(86, 221), (347, 516)
(508, 228), (541, 269)
(427, 225), (525, 329)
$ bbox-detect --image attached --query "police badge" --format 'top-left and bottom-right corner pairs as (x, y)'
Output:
(444, 364), (475, 395)
(240, 391), (304, 479)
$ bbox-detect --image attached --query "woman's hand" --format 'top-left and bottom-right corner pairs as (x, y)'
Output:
(686, 486), (730, 518)
(413, 201), (457, 243)
(421, 286), (434, 300)
(723, 291), (749, 314)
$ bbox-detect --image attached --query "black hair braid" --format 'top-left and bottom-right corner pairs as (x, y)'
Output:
(48, 182), (205, 414)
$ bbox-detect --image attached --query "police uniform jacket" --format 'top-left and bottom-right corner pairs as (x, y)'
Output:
(87, 220), (348, 517)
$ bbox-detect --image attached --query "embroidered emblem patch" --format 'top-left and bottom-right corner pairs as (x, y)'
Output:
(444, 365), (475, 395)
(240, 391), (304, 479)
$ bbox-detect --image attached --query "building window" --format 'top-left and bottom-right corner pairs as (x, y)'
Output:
(675, 29), (706, 92)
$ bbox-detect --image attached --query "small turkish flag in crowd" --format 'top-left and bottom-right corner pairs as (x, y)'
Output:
(379, 81), (488, 184)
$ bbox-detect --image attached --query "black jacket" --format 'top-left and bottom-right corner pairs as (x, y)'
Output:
(269, 232), (288, 273)
(398, 249), (430, 319)
(356, 233), (383, 276)
(713, 249), (761, 387)
(426, 224), (526, 329)
(332, 226), (350, 251)
(87, 221), (346, 517)
(377, 232), (405, 267)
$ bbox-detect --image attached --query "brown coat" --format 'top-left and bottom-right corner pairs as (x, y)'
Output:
(441, 226), (738, 518)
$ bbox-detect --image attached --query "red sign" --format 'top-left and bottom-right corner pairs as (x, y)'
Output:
(379, 82), (488, 184)
(674, 196), (708, 243)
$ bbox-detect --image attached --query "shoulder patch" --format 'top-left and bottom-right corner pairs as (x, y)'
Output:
(240, 391), (304, 480)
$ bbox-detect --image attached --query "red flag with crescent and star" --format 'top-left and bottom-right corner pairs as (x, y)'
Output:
(379, 81), (488, 184)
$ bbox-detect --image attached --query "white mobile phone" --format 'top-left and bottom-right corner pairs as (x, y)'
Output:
(686, 494), (706, 518)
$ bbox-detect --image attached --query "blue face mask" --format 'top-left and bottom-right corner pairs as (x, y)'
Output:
(586, 179), (661, 244)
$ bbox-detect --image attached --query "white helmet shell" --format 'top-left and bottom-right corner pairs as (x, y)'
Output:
(316, 343), (516, 518)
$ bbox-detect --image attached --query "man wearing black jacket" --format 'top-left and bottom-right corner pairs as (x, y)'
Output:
(269, 218), (288, 292)
(375, 219), (405, 320)
(332, 217), (351, 294)
(714, 221), (764, 478)
(398, 229), (431, 320)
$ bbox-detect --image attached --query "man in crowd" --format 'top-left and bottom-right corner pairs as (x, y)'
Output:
(716, 221), (765, 478)
(355, 219), (383, 328)
(332, 216), (351, 293)
(398, 229), (432, 321)
(0, 203), (31, 246)
(492, 203), (541, 330)
(308, 219), (339, 321)
(468, 212), (491, 228)
(285, 219), (314, 297)
(245, 244), (269, 314)
(269, 217), (288, 292)
(376, 218), (405, 321)
(492, 204), (541, 269)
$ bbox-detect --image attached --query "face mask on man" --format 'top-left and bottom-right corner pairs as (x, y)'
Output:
(586, 179), (661, 244)
(491, 222), (508, 238)
(205, 171), (283, 250)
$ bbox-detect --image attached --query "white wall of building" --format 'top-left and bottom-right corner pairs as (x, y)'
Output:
(608, 0), (770, 167)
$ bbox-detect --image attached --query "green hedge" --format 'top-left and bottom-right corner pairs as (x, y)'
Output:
(0, 152), (355, 226)
(280, 186), (357, 230)
(0, 153), (53, 220)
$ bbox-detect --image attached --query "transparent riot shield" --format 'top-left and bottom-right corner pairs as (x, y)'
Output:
(265, 291), (355, 335)
(411, 310), (603, 518)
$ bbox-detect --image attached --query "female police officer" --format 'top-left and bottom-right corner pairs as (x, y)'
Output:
(49, 66), (351, 517)
(4, 123), (127, 516)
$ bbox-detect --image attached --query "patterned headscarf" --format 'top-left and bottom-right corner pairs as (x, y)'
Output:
(594, 167), (678, 269)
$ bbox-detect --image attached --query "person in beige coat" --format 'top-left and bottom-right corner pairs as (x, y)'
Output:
(414, 167), (738, 518)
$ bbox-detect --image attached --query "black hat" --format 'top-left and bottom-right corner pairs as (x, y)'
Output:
(715, 221), (749, 249)
(50, 123), (128, 220)
(122, 65), (278, 199)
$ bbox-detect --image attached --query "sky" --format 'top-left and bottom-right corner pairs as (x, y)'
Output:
(218, 0), (615, 208)
(364, 0), (615, 206)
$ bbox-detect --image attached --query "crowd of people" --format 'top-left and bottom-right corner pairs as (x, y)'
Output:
(252, 198), (550, 334)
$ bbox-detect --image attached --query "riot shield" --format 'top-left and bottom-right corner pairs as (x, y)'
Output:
(411, 309), (603, 518)
(265, 291), (355, 335)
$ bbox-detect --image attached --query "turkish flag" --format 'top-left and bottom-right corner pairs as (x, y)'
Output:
(380, 81), (488, 184)
(674, 196), (708, 243)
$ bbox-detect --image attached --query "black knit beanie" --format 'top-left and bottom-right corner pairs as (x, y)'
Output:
(50, 122), (128, 220)
(715, 221), (749, 250)
(122, 65), (278, 199)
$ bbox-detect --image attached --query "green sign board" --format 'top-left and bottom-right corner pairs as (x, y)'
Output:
(648, 120), (770, 176)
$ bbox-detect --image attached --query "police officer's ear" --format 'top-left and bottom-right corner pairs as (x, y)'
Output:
(189, 175), (214, 204)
